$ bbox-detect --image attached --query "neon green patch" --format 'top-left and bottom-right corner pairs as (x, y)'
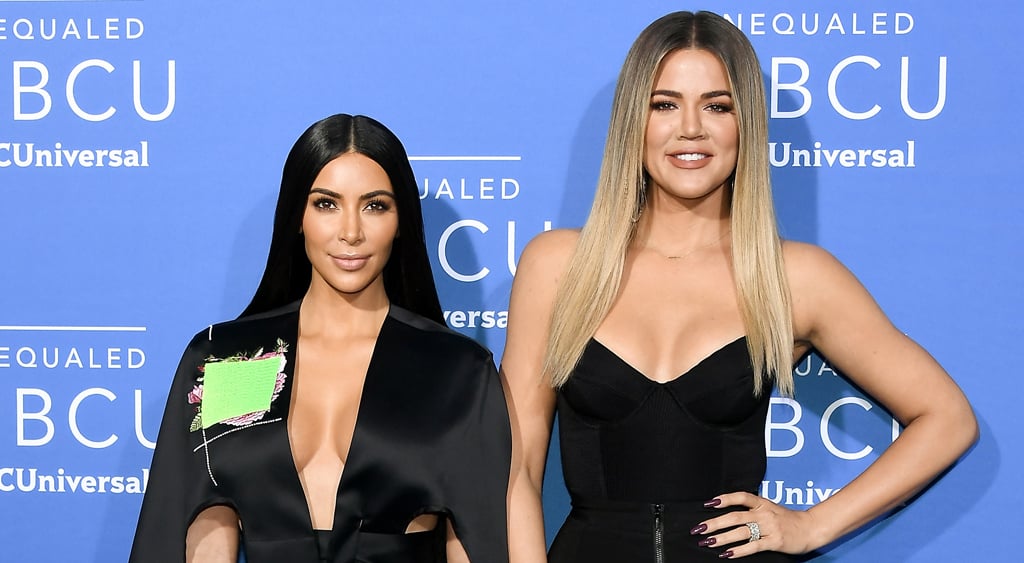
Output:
(200, 357), (280, 428)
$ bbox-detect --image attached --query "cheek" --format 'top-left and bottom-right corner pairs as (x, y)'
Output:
(300, 207), (317, 236)
(367, 216), (399, 245)
(644, 118), (675, 154)
(719, 121), (739, 150)
(644, 119), (663, 145)
(643, 127), (660, 166)
(300, 213), (334, 249)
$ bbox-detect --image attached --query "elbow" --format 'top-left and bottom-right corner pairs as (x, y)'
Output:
(509, 465), (544, 501)
(945, 396), (979, 458)
(960, 404), (980, 453)
(904, 394), (978, 462)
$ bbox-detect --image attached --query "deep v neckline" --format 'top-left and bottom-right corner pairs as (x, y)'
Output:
(590, 336), (747, 385)
(284, 304), (391, 532)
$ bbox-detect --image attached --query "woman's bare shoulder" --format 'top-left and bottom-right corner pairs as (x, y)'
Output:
(782, 239), (839, 266)
(516, 228), (580, 280)
(781, 239), (851, 288)
(782, 239), (886, 341)
(523, 228), (580, 256)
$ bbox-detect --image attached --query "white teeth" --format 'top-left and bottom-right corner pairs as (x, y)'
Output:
(674, 153), (707, 161)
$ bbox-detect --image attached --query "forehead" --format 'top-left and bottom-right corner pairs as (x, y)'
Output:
(311, 152), (392, 192)
(652, 49), (730, 90)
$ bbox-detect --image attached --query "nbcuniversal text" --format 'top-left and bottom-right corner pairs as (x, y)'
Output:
(0, 140), (921, 170)
(0, 467), (149, 494)
(0, 141), (150, 168)
(0, 465), (841, 509)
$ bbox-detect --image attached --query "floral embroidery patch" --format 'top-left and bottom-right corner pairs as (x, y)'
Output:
(188, 339), (289, 432)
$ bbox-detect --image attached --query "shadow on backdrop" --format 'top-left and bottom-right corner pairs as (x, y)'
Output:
(802, 416), (992, 561)
(769, 76), (818, 245)
(421, 196), (485, 342)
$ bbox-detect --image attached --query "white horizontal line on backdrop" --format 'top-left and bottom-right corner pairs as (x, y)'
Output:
(0, 326), (147, 332)
(408, 156), (522, 161)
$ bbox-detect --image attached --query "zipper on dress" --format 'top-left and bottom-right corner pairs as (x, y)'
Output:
(651, 503), (665, 563)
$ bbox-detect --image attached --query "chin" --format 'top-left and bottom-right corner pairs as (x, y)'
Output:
(660, 186), (723, 201)
(309, 267), (386, 299)
(327, 278), (379, 296)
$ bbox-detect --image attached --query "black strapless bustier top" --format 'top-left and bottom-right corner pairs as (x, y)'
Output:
(556, 337), (770, 504)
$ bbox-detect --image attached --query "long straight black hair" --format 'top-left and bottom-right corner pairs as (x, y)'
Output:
(240, 114), (444, 324)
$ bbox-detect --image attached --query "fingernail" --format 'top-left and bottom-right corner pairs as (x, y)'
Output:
(703, 498), (721, 508)
(698, 537), (716, 547)
(719, 550), (734, 559)
(689, 523), (707, 535)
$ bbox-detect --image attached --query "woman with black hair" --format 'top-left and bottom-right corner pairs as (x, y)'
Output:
(130, 114), (511, 563)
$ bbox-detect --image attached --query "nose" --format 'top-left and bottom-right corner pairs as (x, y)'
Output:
(676, 105), (705, 140)
(337, 207), (364, 245)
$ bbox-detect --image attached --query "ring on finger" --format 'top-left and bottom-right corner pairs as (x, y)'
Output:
(746, 522), (761, 542)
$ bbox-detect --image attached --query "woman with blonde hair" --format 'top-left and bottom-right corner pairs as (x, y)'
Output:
(503, 11), (975, 561)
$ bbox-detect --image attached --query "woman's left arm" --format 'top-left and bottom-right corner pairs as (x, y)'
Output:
(700, 242), (978, 557)
(445, 521), (470, 563)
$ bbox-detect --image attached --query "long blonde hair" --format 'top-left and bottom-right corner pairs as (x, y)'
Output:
(544, 11), (793, 396)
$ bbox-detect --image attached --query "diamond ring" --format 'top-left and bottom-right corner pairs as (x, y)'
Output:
(746, 522), (761, 542)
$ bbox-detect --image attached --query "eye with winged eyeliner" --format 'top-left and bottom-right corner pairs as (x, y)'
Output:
(309, 188), (396, 210)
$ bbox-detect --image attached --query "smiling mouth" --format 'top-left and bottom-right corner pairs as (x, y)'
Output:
(672, 153), (709, 161)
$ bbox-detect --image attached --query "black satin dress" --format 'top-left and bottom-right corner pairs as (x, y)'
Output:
(549, 337), (792, 562)
(129, 301), (511, 563)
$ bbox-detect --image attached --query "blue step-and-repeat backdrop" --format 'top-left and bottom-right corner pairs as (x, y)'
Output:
(1, 1), (1019, 561)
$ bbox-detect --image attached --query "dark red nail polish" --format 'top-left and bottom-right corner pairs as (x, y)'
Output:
(703, 498), (722, 508)
(690, 523), (708, 535)
(698, 537), (716, 547)
(719, 550), (734, 559)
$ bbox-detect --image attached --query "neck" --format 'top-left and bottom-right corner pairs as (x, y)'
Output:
(636, 188), (731, 251)
(299, 280), (390, 340)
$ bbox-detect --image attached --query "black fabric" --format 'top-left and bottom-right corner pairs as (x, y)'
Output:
(550, 337), (793, 562)
(129, 301), (510, 563)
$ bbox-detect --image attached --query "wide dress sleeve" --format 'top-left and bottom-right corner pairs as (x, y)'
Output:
(354, 310), (513, 562)
(129, 332), (229, 563)
(441, 350), (512, 563)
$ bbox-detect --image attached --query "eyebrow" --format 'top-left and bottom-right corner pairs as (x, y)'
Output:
(309, 187), (396, 200)
(651, 89), (733, 100)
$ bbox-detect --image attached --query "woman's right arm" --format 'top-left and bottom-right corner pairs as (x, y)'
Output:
(502, 230), (577, 563)
(131, 333), (238, 563)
